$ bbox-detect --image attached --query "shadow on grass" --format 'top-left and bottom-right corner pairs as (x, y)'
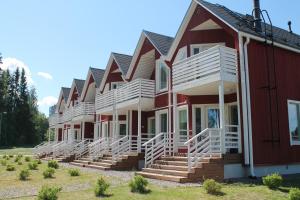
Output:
(97, 193), (114, 198)
(131, 189), (152, 195)
(207, 191), (226, 196)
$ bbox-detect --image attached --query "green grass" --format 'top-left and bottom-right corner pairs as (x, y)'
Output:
(0, 147), (33, 156)
(0, 154), (299, 200)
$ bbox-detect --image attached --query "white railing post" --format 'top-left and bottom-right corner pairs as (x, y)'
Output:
(219, 80), (226, 154)
(187, 142), (191, 172)
(173, 92), (178, 154)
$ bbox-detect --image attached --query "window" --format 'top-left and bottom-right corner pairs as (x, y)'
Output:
(288, 100), (300, 145)
(119, 123), (127, 136)
(207, 108), (220, 128)
(178, 108), (188, 143)
(148, 117), (155, 137)
(190, 43), (225, 56)
(195, 107), (202, 134)
(156, 60), (169, 92)
(156, 110), (168, 135)
(111, 82), (123, 90)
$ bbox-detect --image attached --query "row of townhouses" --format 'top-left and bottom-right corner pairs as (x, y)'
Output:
(35, 0), (300, 183)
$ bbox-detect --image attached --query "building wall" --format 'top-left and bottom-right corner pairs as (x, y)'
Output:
(247, 39), (300, 165)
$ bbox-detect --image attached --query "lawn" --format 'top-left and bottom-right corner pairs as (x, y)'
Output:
(0, 147), (33, 156)
(0, 154), (299, 200)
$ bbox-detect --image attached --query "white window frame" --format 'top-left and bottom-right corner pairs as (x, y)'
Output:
(111, 82), (124, 90)
(177, 105), (189, 145)
(155, 109), (168, 135)
(287, 99), (300, 146)
(147, 117), (155, 138)
(190, 42), (226, 56)
(118, 120), (127, 136)
(155, 59), (169, 93)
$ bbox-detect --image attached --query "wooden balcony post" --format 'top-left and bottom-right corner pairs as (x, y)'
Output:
(219, 81), (226, 154)
(82, 121), (85, 141)
(173, 92), (178, 153)
(137, 80), (142, 153)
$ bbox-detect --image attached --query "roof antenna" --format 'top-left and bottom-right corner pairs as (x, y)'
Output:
(288, 21), (293, 33)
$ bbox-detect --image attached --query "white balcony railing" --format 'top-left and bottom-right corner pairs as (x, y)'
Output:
(73, 102), (95, 118)
(116, 79), (155, 104)
(96, 78), (155, 112)
(49, 113), (63, 126)
(172, 45), (237, 88)
(62, 108), (73, 122)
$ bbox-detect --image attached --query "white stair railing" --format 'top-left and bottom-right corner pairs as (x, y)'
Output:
(73, 139), (93, 159)
(143, 132), (171, 168)
(225, 125), (240, 152)
(184, 128), (222, 172)
(88, 137), (110, 159)
(63, 140), (81, 157)
(111, 135), (130, 161)
(33, 141), (49, 155)
(52, 141), (67, 157)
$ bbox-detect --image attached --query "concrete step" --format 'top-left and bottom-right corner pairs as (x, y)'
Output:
(150, 164), (189, 171)
(155, 160), (188, 166)
(161, 156), (188, 162)
(73, 160), (90, 164)
(136, 171), (188, 183)
(87, 164), (110, 171)
(90, 161), (113, 168)
(142, 168), (190, 177)
(69, 162), (85, 167)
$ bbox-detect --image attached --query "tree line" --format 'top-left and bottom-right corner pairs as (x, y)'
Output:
(0, 55), (49, 147)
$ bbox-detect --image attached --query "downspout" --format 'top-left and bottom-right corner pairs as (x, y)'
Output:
(243, 36), (256, 178)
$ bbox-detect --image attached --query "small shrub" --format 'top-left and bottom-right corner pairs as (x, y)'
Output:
(19, 169), (30, 181)
(43, 168), (55, 179)
(18, 161), (23, 165)
(0, 159), (7, 166)
(94, 177), (110, 197)
(28, 161), (38, 170)
(203, 179), (222, 195)
(17, 154), (23, 159)
(6, 164), (16, 171)
(48, 160), (59, 169)
(9, 155), (14, 158)
(25, 156), (31, 162)
(289, 188), (300, 200)
(14, 157), (20, 163)
(37, 159), (42, 164)
(68, 168), (80, 176)
(2, 155), (8, 159)
(37, 185), (61, 200)
(262, 173), (283, 189)
(129, 175), (149, 193)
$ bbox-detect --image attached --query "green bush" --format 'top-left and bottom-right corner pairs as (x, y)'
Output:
(48, 160), (59, 169)
(289, 188), (300, 200)
(25, 156), (31, 162)
(28, 161), (38, 170)
(37, 185), (61, 200)
(68, 168), (80, 176)
(37, 159), (42, 164)
(0, 159), (7, 166)
(203, 179), (222, 195)
(43, 168), (55, 179)
(2, 155), (8, 159)
(94, 177), (110, 197)
(9, 155), (14, 158)
(19, 169), (30, 181)
(17, 154), (23, 159)
(6, 164), (16, 171)
(14, 156), (21, 163)
(262, 173), (283, 189)
(18, 161), (23, 165)
(129, 175), (149, 193)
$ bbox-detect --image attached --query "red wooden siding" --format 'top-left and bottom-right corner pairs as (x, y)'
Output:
(82, 74), (95, 101)
(101, 60), (124, 93)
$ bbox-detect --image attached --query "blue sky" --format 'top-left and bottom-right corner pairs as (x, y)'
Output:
(0, 0), (299, 116)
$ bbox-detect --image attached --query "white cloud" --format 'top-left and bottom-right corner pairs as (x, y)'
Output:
(0, 57), (33, 84)
(37, 72), (53, 80)
(38, 96), (58, 107)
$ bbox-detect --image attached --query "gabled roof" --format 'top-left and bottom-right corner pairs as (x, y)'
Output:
(99, 53), (132, 92)
(73, 79), (85, 96)
(90, 67), (105, 88)
(166, 0), (300, 60)
(196, 0), (300, 50)
(55, 87), (71, 112)
(61, 87), (71, 103)
(112, 53), (132, 75)
(125, 30), (174, 79)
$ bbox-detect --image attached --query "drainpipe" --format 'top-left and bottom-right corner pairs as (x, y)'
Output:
(243, 36), (256, 178)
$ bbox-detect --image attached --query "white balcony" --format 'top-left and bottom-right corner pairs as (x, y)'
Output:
(172, 45), (238, 95)
(62, 108), (73, 122)
(96, 79), (155, 114)
(73, 102), (95, 121)
(49, 113), (63, 127)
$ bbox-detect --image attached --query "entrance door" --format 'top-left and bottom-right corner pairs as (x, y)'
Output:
(193, 107), (203, 135)
(148, 117), (155, 138)
(119, 121), (127, 137)
(206, 108), (220, 128)
(159, 113), (168, 134)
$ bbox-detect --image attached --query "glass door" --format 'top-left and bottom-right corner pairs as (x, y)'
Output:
(148, 117), (155, 138)
(178, 109), (188, 144)
(159, 113), (168, 133)
(194, 107), (202, 134)
(119, 122), (127, 137)
(102, 122), (109, 138)
(207, 108), (220, 128)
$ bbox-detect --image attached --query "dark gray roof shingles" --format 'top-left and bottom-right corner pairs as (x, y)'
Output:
(196, 0), (300, 50)
(90, 67), (105, 88)
(61, 87), (71, 103)
(112, 53), (133, 75)
(73, 79), (85, 96)
(143, 30), (174, 55)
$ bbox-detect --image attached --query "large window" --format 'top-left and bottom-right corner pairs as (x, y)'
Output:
(288, 100), (300, 145)
(156, 60), (169, 92)
(178, 108), (188, 143)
